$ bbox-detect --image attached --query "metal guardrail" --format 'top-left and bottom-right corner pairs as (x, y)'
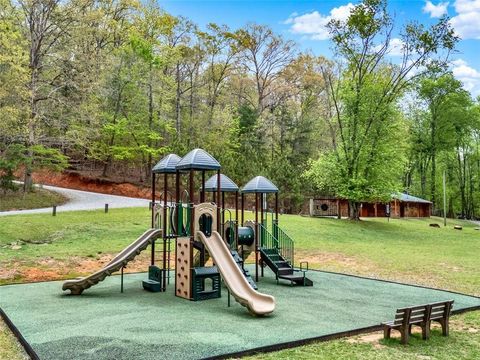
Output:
(259, 223), (278, 250)
(272, 220), (294, 267)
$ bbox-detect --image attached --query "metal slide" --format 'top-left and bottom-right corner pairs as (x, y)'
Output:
(62, 229), (162, 295)
(196, 231), (275, 316)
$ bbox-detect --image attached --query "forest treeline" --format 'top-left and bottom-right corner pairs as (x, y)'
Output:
(1, 0), (479, 218)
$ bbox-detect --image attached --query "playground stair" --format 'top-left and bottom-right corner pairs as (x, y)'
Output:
(230, 249), (257, 290)
(260, 248), (313, 286)
(259, 223), (313, 287)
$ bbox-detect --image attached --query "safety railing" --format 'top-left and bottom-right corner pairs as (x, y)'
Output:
(259, 223), (278, 250)
(272, 220), (294, 267)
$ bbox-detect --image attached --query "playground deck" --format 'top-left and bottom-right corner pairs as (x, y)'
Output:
(1, 269), (479, 360)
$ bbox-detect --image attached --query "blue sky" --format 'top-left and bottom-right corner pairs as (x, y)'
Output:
(159, 0), (480, 96)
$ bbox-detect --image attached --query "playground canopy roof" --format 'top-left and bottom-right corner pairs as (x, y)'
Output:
(203, 174), (239, 192)
(152, 153), (181, 174)
(393, 193), (432, 204)
(242, 176), (279, 193)
(176, 148), (221, 171)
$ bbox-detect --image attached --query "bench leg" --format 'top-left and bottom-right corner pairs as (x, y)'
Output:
(439, 319), (449, 336)
(422, 322), (430, 340)
(400, 328), (409, 345)
(384, 326), (392, 339)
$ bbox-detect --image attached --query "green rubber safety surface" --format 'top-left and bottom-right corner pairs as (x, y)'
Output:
(1, 269), (479, 360)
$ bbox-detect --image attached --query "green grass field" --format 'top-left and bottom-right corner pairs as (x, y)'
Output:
(0, 208), (479, 359)
(0, 188), (67, 212)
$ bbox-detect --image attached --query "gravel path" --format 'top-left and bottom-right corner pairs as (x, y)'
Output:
(0, 184), (150, 216)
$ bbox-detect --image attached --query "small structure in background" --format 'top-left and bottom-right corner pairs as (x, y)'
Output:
(309, 193), (432, 218)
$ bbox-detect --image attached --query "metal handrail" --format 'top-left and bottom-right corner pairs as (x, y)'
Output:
(259, 223), (278, 250)
(272, 220), (294, 267)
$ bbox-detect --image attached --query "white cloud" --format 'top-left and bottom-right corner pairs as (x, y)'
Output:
(373, 37), (405, 56)
(451, 58), (480, 95)
(387, 38), (405, 56)
(284, 3), (355, 41)
(422, 1), (449, 18)
(450, 0), (480, 39)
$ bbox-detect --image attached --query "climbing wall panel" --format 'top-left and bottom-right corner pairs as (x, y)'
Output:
(175, 237), (192, 300)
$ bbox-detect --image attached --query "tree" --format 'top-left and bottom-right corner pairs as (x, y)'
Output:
(306, 0), (457, 219)
(417, 71), (465, 208)
(18, 0), (85, 191)
(234, 23), (295, 114)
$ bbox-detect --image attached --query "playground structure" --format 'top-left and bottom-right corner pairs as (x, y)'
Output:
(62, 148), (312, 315)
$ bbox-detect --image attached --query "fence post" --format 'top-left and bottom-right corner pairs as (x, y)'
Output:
(52, 205), (56, 216)
(105, 203), (109, 213)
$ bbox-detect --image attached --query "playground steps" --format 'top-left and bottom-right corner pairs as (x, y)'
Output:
(230, 250), (257, 290)
(260, 248), (313, 287)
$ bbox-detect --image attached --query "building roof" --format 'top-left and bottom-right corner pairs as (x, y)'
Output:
(176, 148), (221, 171)
(241, 176), (279, 193)
(393, 193), (432, 204)
(152, 153), (181, 174)
(203, 174), (239, 192)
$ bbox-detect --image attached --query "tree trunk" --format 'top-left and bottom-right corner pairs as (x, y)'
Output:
(348, 200), (361, 220)
(146, 62), (153, 181)
(175, 62), (181, 136)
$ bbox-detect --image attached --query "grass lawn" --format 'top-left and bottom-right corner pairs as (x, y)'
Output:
(248, 311), (480, 360)
(0, 208), (479, 359)
(0, 188), (67, 212)
(0, 318), (28, 360)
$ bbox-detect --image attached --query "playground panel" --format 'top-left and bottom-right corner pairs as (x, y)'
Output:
(1, 269), (479, 360)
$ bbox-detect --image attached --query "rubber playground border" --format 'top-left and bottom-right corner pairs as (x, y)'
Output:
(1, 269), (479, 360)
(0, 307), (40, 360)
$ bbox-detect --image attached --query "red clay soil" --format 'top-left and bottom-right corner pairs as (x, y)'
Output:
(31, 170), (151, 199)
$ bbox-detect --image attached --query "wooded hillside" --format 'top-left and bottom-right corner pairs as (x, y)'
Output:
(1, 0), (479, 218)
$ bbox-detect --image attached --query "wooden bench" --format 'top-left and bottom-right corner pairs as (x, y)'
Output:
(383, 300), (454, 344)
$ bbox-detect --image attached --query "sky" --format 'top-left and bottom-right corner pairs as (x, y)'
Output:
(158, 0), (480, 96)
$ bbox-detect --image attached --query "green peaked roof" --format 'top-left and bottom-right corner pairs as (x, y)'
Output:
(393, 193), (432, 204)
(242, 176), (278, 193)
(152, 153), (181, 174)
(176, 148), (221, 170)
(204, 174), (239, 192)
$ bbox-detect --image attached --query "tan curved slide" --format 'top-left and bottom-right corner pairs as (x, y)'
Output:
(196, 231), (275, 316)
(62, 229), (162, 295)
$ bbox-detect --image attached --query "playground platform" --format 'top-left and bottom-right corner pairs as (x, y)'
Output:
(1, 269), (479, 360)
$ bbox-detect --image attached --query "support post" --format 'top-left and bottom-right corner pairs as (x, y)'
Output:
(175, 170), (180, 235)
(221, 191), (225, 234)
(261, 193), (264, 278)
(105, 203), (108, 213)
(241, 193), (245, 226)
(162, 172), (167, 289)
(255, 192), (259, 282)
(189, 170), (194, 238)
(275, 192), (279, 222)
(151, 173), (156, 227)
(52, 205), (56, 216)
(260, 193), (264, 226)
(121, 266), (124, 293)
(201, 170), (205, 203)
(217, 170), (221, 232)
(235, 191), (239, 248)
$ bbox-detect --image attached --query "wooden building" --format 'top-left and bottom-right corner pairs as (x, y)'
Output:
(309, 193), (432, 218)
